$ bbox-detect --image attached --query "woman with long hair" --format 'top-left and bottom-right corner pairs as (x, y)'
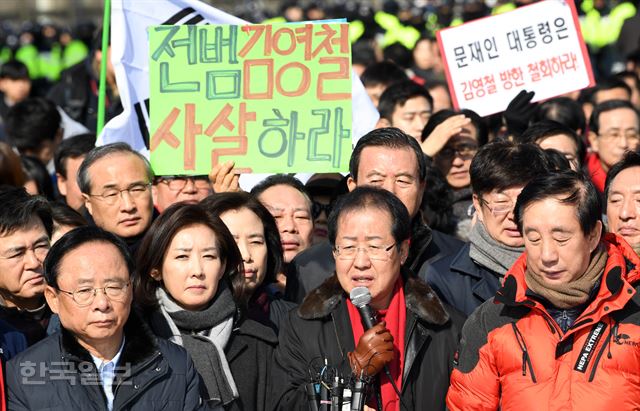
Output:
(201, 192), (294, 332)
(135, 202), (276, 411)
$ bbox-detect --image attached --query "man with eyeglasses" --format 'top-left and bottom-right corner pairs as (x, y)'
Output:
(421, 109), (485, 240)
(78, 143), (155, 253)
(7, 226), (209, 411)
(0, 187), (52, 348)
(421, 141), (556, 315)
(270, 187), (463, 410)
(305, 173), (344, 244)
(284, 128), (463, 303)
(152, 175), (212, 213)
(448, 171), (640, 410)
(586, 99), (640, 193)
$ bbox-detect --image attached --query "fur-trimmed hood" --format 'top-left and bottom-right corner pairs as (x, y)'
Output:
(298, 271), (450, 326)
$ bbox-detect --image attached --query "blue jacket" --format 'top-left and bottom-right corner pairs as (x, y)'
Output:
(419, 243), (501, 316)
(6, 310), (208, 411)
(0, 319), (26, 361)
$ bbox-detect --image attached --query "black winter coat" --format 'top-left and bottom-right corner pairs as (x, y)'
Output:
(284, 217), (464, 303)
(47, 58), (123, 132)
(6, 311), (208, 411)
(420, 242), (502, 316)
(270, 274), (464, 410)
(146, 309), (278, 411)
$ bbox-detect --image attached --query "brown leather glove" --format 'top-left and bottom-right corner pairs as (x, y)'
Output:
(348, 321), (395, 377)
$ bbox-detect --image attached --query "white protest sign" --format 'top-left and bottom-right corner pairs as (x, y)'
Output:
(437, 0), (594, 116)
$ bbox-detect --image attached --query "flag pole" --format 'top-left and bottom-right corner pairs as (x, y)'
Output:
(96, 0), (111, 135)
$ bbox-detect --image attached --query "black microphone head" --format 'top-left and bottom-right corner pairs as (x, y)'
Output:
(349, 287), (371, 308)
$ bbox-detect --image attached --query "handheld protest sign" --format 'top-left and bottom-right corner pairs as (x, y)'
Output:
(149, 23), (352, 175)
(437, 0), (594, 117)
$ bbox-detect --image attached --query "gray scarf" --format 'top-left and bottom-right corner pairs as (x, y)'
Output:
(156, 284), (238, 406)
(469, 221), (525, 277)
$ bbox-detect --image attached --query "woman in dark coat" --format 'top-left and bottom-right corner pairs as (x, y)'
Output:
(201, 192), (294, 332)
(135, 203), (277, 411)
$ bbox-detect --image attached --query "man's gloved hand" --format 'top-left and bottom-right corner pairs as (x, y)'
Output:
(503, 90), (537, 138)
(347, 322), (394, 377)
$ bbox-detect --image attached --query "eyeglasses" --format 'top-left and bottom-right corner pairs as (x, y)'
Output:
(311, 201), (332, 220)
(480, 197), (514, 216)
(88, 183), (151, 206)
(438, 144), (478, 160)
(155, 175), (211, 192)
(598, 129), (640, 142)
(57, 282), (131, 307)
(333, 243), (396, 261)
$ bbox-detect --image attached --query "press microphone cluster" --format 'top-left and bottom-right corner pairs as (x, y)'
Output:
(305, 287), (400, 411)
(305, 359), (350, 411)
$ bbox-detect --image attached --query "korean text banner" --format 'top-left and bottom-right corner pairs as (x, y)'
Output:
(438, 0), (594, 117)
(149, 23), (352, 175)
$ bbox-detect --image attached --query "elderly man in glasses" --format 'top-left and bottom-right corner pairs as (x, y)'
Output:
(420, 140), (557, 316)
(152, 175), (212, 213)
(7, 226), (209, 411)
(270, 187), (463, 410)
(78, 143), (155, 254)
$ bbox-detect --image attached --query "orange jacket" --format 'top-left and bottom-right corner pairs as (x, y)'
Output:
(447, 233), (640, 410)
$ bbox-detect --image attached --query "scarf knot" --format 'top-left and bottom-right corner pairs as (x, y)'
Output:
(156, 283), (239, 406)
(525, 244), (607, 309)
(469, 221), (525, 276)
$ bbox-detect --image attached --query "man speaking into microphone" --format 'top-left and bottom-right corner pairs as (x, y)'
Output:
(270, 187), (464, 410)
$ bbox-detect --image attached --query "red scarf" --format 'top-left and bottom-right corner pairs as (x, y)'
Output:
(586, 152), (606, 193)
(346, 278), (406, 411)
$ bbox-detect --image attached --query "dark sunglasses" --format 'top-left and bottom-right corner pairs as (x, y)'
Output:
(312, 201), (333, 219)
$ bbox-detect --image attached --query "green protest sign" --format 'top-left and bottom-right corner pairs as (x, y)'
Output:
(149, 23), (352, 175)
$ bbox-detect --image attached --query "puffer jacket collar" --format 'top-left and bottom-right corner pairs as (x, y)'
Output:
(495, 233), (640, 332)
(297, 268), (449, 326)
(58, 309), (167, 410)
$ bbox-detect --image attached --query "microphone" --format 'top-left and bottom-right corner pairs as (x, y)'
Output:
(350, 377), (366, 411)
(349, 287), (378, 330)
(330, 376), (343, 411)
(305, 382), (319, 411)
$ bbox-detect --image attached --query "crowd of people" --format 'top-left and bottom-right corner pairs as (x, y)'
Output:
(0, 0), (639, 410)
